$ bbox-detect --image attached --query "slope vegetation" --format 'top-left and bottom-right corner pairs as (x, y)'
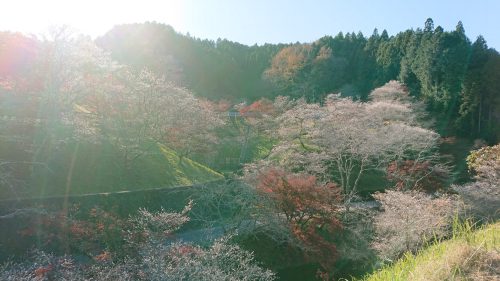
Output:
(0, 141), (223, 200)
(361, 221), (500, 281)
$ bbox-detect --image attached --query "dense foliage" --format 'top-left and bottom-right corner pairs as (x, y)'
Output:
(96, 20), (500, 142)
(96, 23), (283, 101)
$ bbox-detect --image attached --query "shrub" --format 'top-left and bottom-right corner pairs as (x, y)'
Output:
(371, 190), (459, 262)
(466, 143), (500, 184)
(454, 144), (500, 222)
(1, 202), (275, 280)
(142, 236), (275, 281)
(453, 181), (499, 222)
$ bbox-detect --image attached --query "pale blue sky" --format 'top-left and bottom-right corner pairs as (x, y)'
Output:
(1, 0), (499, 49)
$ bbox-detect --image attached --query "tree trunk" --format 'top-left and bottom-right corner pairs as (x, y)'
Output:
(239, 125), (251, 164)
(478, 94), (482, 135)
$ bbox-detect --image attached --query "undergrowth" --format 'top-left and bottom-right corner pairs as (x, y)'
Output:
(358, 219), (499, 281)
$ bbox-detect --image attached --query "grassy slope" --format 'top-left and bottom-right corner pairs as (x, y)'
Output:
(1, 142), (223, 200)
(361, 221), (500, 281)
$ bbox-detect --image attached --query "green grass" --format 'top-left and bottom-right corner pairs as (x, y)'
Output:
(359, 220), (500, 281)
(157, 144), (224, 185)
(0, 141), (223, 200)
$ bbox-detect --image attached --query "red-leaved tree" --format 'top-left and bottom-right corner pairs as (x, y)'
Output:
(386, 160), (449, 192)
(257, 168), (342, 276)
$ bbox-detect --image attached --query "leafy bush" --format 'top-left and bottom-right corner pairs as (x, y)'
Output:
(466, 143), (500, 184)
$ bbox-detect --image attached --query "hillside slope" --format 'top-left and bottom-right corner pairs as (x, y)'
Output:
(0, 142), (223, 200)
(361, 222), (500, 281)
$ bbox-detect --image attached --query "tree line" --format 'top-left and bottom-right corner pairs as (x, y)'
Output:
(96, 19), (500, 142)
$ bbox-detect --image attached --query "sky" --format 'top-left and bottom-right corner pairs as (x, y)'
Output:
(1, 0), (499, 50)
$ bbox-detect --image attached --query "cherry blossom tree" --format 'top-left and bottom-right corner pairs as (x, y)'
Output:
(34, 33), (224, 166)
(247, 81), (443, 204)
(1, 203), (275, 281)
(88, 68), (224, 167)
(371, 190), (459, 261)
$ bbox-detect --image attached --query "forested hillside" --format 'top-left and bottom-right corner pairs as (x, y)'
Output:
(97, 19), (500, 142)
(96, 23), (284, 101)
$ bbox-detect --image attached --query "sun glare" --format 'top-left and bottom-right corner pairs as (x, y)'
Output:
(0, 0), (185, 38)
